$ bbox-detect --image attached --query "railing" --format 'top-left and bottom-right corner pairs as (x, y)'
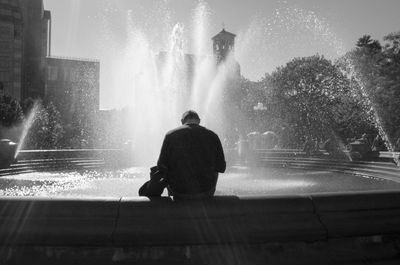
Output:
(0, 149), (130, 177)
(253, 149), (400, 182)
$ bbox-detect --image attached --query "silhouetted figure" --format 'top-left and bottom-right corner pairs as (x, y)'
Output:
(237, 135), (249, 164)
(302, 136), (314, 156)
(372, 135), (386, 151)
(360, 133), (373, 148)
(155, 110), (226, 199)
(395, 138), (400, 152)
(322, 138), (341, 156)
(313, 137), (322, 155)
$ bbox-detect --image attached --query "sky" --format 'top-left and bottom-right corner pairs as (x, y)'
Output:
(43, 0), (400, 109)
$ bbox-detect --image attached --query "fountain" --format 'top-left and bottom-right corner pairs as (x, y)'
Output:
(0, 99), (39, 168)
(1, 0), (398, 203)
(102, 1), (243, 166)
(1, 1), (400, 264)
(14, 101), (40, 158)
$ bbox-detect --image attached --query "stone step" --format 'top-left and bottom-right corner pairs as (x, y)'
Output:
(0, 159), (106, 177)
(260, 157), (400, 172)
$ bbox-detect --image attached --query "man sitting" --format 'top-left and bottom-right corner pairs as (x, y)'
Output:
(157, 110), (226, 199)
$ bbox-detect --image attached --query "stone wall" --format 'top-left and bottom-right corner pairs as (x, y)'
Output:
(1, 191), (400, 264)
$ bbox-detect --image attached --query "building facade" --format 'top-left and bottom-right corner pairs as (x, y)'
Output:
(46, 57), (100, 122)
(0, 0), (23, 100)
(1, 0), (100, 122)
(0, 0), (51, 101)
(19, 0), (51, 100)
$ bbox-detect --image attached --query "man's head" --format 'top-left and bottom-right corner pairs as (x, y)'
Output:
(181, 110), (200, 125)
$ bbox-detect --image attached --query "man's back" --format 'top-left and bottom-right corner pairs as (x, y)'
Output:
(157, 123), (226, 195)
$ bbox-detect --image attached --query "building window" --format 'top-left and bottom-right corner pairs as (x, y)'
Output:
(0, 42), (11, 51)
(64, 67), (73, 82)
(0, 71), (10, 82)
(0, 58), (9, 69)
(70, 68), (81, 82)
(14, 28), (21, 39)
(48, 65), (58, 81)
(0, 25), (12, 39)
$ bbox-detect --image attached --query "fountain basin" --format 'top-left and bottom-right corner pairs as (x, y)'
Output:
(1, 149), (400, 196)
(347, 140), (376, 160)
(2, 192), (400, 264)
(1, 149), (400, 264)
(1, 191), (400, 245)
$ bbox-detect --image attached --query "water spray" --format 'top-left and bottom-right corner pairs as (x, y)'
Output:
(15, 101), (40, 158)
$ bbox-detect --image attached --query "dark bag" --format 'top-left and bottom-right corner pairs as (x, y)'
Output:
(138, 166), (168, 197)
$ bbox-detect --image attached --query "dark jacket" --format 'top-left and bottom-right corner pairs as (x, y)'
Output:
(157, 124), (226, 195)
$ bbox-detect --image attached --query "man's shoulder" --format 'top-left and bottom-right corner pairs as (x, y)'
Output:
(166, 125), (188, 136)
(166, 125), (217, 137)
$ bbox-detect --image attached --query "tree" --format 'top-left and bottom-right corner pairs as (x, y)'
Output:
(0, 95), (23, 127)
(381, 31), (400, 141)
(267, 55), (356, 147)
(62, 108), (95, 148)
(0, 95), (23, 141)
(356, 35), (382, 52)
(235, 78), (266, 132)
(24, 101), (64, 149)
(342, 32), (400, 149)
(44, 102), (65, 148)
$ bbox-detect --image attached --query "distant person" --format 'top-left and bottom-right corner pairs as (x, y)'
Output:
(302, 136), (314, 156)
(360, 133), (373, 147)
(395, 137), (400, 152)
(323, 138), (339, 156)
(147, 110), (226, 199)
(313, 137), (322, 155)
(371, 135), (386, 151)
(237, 135), (249, 164)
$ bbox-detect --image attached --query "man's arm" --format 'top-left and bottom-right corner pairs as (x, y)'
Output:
(214, 134), (226, 173)
(157, 135), (169, 171)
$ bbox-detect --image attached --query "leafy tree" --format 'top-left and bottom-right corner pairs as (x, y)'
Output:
(44, 102), (65, 148)
(62, 103), (99, 149)
(267, 55), (357, 147)
(342, 32), (400, 149)
(234, 78), (265, 132)
(0, 95), (23, 141)
(380, 32), (400, 141)
(24, 101), (64, 149)
(0, 95), (23, 128)
(356, 35), (382, 51)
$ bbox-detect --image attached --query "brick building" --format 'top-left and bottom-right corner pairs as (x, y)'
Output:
(0, 0), (23, 100)
(46, 56), (100, 122)
(19, 0), (51, 100)
(1, 0), (100, 122)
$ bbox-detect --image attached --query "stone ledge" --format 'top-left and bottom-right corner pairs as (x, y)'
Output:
(1, 191), (400, 247)
(2, 236), (400, 265)
(115, 195), (324, 246)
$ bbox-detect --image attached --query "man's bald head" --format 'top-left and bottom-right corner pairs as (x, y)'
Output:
(181, 110), (200, 125)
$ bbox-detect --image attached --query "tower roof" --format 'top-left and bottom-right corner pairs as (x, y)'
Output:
(211, 28), (236, 40)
